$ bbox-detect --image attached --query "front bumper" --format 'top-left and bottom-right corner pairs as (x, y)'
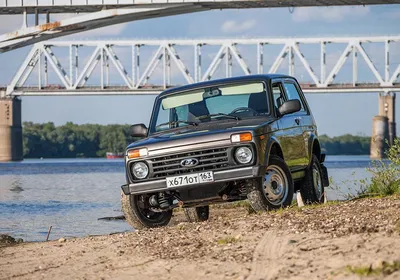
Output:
(121, 166), (263, 195)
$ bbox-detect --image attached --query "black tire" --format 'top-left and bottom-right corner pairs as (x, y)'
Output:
(300, 154), (325, 204)
(247, 155), (294, 211)
(183, 206), (209, 222)
(121, 191), (172, 229)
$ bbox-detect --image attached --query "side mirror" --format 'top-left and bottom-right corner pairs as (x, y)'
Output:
(130, 123), (148, 138)
(278, 100), (301, 116)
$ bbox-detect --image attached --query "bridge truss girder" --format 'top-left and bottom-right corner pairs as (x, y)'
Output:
(1, 0), (400, 53)
(4, 36), (400, 97)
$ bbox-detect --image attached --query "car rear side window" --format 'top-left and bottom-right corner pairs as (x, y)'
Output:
(283, 82), (306, 112)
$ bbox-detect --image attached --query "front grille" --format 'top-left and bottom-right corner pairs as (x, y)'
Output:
(149, 147), (229, 179)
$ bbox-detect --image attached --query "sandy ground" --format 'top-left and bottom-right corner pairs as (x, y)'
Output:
(1, 196), (400, 280)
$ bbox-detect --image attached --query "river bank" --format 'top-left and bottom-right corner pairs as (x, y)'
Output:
(1, 195), (399, 280)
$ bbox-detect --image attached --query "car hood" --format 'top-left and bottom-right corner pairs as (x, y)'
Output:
(126, 118), (275, 153)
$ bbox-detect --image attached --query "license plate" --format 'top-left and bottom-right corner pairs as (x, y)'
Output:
(166, 171), (214, 188)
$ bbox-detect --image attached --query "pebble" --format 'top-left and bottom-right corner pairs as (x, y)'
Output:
(58, 238), (66, 243)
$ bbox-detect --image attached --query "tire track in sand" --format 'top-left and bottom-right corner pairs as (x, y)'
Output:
(246, 230), (287, 280)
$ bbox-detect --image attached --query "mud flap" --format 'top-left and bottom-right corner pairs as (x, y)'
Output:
(321, 164), (329, 187)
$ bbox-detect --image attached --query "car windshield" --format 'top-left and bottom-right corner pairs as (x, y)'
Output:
(149, 82), (269, 134)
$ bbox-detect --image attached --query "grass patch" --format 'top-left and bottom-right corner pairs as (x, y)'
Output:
(346, 261), (400, 277)
(361, 139), (400, 197)
(217, 235), (240, 245)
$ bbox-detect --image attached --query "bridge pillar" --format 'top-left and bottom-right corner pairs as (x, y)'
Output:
(378, 92), (396, 145)
(0, 94), (23, 162)
(370, 116), (389, 159)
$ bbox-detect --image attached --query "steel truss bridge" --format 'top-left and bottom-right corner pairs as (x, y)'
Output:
(3, 35), (400, 97)
(1, 0), (400, 52)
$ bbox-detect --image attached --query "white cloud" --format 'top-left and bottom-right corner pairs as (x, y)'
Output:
(221, 19), (256, 34)
(292, 6), (370, 23)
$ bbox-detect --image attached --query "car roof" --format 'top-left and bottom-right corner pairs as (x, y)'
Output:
(157, 74), (294, 98)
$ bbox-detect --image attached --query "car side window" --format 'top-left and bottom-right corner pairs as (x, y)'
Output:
(271, 83), (285, 111)
(283, 82), (306, 112)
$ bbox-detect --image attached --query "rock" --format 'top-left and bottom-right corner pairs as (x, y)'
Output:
(0, 234), (17, 244)
(58, 237), (66, 243)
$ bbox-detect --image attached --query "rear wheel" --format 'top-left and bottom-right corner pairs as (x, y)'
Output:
(300, 154), (325, 204)
(121, 191), (172, 229)
(247, 155), (294, 211)
(184, 206), (210, 222)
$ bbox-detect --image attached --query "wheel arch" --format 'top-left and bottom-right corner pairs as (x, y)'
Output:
(265, 137), (284, 166)
(308, 134), (322, 165)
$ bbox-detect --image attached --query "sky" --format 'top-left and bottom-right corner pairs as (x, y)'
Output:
(0, 4), (399, 137)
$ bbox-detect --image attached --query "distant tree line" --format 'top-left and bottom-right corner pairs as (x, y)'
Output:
(23, 122), (133, 158)
(319, 134), (371, 155)
(22, 122), (372, 158)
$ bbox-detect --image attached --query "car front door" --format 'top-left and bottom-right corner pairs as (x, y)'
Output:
(282, 78), (310, 168)
(271, 79), (306, 172)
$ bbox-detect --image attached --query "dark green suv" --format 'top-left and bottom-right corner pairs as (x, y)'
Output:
(121, 74), (329, 229)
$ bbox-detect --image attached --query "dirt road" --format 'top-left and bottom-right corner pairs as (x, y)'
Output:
(1, 196), (400, 280)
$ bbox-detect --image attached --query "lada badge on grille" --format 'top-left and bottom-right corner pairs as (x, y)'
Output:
(180, 158), (199, 168)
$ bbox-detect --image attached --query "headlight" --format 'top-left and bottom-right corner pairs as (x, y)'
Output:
(131, 162), (149, 179)
(235, 147), (253, 164)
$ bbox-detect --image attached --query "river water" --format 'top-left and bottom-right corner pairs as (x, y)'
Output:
(0, 156), (374, 242)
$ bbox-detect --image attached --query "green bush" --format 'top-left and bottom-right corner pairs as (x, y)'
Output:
(363, 138), (400, 196)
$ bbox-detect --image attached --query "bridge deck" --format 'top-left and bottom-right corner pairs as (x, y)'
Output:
(3, 84), (399, 96)
(1, 0), (400, 14)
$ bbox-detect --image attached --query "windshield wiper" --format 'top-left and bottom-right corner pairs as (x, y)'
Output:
(155, 120), (198, 129)
(197, 113), (241, 121)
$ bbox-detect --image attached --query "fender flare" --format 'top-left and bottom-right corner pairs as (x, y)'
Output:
(308, 133), (322, 165)
(264, 136), (284, 166)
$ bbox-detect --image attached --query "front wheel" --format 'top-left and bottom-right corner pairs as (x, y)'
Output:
(121, 191), (172, 229)
(247, 155), (294, 211)
(184, 206), (209, 222)
(300, 154), (325, 204)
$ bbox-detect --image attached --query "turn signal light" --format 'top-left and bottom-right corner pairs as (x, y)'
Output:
(231, 133), (253, 143)
(127, 148), (148, 159)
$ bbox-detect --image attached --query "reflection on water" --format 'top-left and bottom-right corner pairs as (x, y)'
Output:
(0, 156), (373, 241)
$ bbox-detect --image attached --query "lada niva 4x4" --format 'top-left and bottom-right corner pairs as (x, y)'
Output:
(121, 74), (329, 229)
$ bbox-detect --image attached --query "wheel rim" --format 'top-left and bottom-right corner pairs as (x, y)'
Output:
(263, 165), (289, 206)
(312, 163), (323, 200)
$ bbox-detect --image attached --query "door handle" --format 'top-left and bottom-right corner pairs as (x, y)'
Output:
(295, 117), (302, 125)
